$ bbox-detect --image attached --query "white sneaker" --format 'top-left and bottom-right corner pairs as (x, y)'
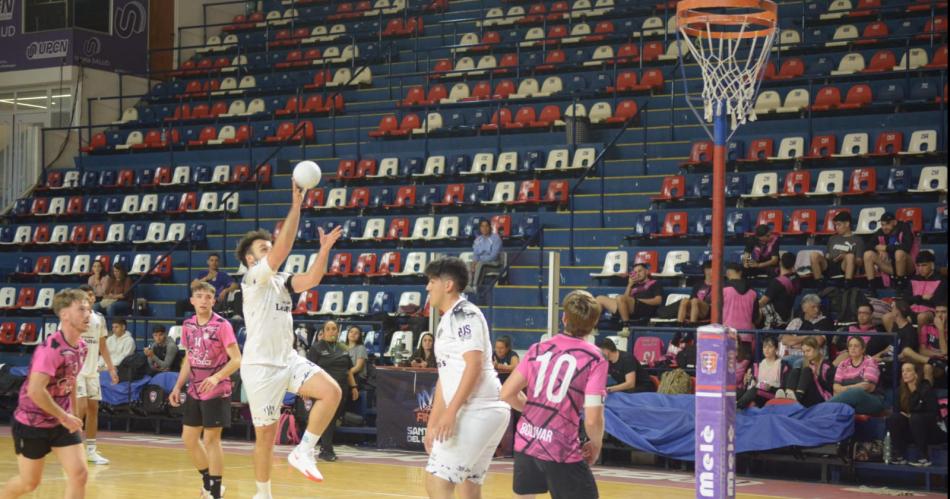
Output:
(87, 450), (110, 465)
(618, 327), (631, 338)
(200, 485), (226, 498)
(288, 446), (324, 483)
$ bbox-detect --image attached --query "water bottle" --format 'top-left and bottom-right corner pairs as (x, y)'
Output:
(883, 431), (891, 464)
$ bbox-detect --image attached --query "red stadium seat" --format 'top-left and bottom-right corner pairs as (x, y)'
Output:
(347, 187), (371, 209)
(542, 180), (569, 206)
(385, 218), (410, 240)
(0, 322), (17, 345)
(631, 69), (664, 92)
(337, 159), (357, 180)
(531, 105), (561, 128)
(189, 126), (218, 147)
(385, 186), (417, 209)
(31, 198), (49, 216)
(536, 49), (566, 72)
(304, 69), (332, 89)
(369, 115), (398, 138)
(32, 225), (50, 244)
(783, 209), (818, 235)
(391, 114), (420, 137)
(496, 53), (519, 75)
(15, 288), (37, 309)
(302, 188), (325, 210)
(81, 132), (107, 153)
(755, 209), (784, 234)
(923, 45), (948, 70)
(481, 108), (513, 132)
(851, 0), (880, 16)
(88, 225), (106, 244)
(608, 71), (637, 93)
(491, 215), (512, 237)
(615, 44), (639, 65)
(856, 21), (888, 44)
(356, 159), (378, 178)
(294, 291), (320, 315)
(426, 84), (447, 105)
(465, 81), (492, 101)
(917, 15), (947, 40)
(838, 168), (877, 197)
(810, 86), (842, 112)
(70, 225), (89, 245)
(772, 58), (805, 80)
(817, 208), (851, 235)
(349, 253), (377, 276)
(839, 84), (872, 110)
(896, 207), (924, 233)
(653, 175), (686, 201)
(401, 86), (426, 107)
(869, 131), (903, 157)
(509, 180), (542, 205)
(327, 253), (352, 277)
(681, 140), (713, 167)
(780, 171), (811, 197)
(367, 252), (402, 277)
(604, 100), (638, 125)
(432, 184), (465, 206)
(493, 80), (516, 99)
(640, 41), (664, 63)
(633, 250), (659, 274)
(150, 255), (173, 279)
(805, 135), (837, 160)
(653, 212), (688, 238)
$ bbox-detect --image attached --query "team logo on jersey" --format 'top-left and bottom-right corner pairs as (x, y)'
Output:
(457, 324), (472, 340)
(700, 351), (718, 375)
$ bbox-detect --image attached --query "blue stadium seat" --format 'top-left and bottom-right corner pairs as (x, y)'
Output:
(99, 170), (117, 188)
(726, 210), (750, 236)
(104, 196), (122, 213)
(84, 197), (103, 215)
(402, 157), (424, 177)
(342, 219), (362, 241)
(809, 55), (835, 76)
(419, 186), (442, 206)
(448, 154), (470, 177)
(517, 215), (540, 240)
(693, 211), (713, 236)
(566, 74), (588, 94)
(728, 141), (745, 162)
(881, 167), (910, 193)
(0, 226), (12, 244)
(462, 217), (483, 239)
(371, 291), (395, 314)
(81, 171), (99, 188)
(725, 174), (747, 198)
(908, 81), (939, 104)
(113, 254), (131, 271)
(522, 150), (544, 171)
(16, 256), (33, 274)
(188, 223), (207, 243)
(690, 174), (713, 199)
(466, 184), (491, 205)
(136, 168), (154, 186)
(933, 206), (948, 233)
(192, 166), (212, 184)
(236, 327), (246, 348)
(371, 187), (393, 208)
(877, 83), (905, 106)
(631, 213), (658, 239)
(467, 110), (489, 132)
(160, 193), (180, 212)
(591, 73), (612, 92)
(12, 199), (31, 216)
(297, 219), (317, 242)
(127, 224), (147, 243)
(444, 112), (467, 133)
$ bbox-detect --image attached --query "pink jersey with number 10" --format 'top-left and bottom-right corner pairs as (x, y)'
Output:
(514, 334), (608, 464)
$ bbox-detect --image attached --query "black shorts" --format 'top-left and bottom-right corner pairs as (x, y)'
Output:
(182, 396), (231, 428)
(12, 420), (82, 460)
(826, 260), (845, 278)
(513, 452), (598, 499)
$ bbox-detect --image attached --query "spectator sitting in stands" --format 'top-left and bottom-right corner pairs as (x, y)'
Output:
(723, 263), (758, 345)
(176, 254), (240, 317)
(344, 326), (369, 388)
(806, 211), (863, 284)
(743, 224), (780, 277)
(738, 336), (784, 409)
(864, 212), (917, 290)
(595, 263), (663, 337)
(88, 259), (112, 299)
(886, 252), (947, 330)
(410, 332), (436, 369)
(145, 326), (179, 374)
(833, 304), (888, 366)
(827, 336), (885, 414)
(467, 219), (504, 297)
(100, 318), (136, 371)
(776, 336), (834, 407)
(306, 320), (358, 462)
(96, 262), (133, 317)
(492, 335), (520, 373)
(759, 253), (802, 329)
(676, 261), (712, 324)
(917, 305), (947, 381)
(782, 294), (833, 368)
(887, 362), (942, 467)
(598, 338), (655, 394)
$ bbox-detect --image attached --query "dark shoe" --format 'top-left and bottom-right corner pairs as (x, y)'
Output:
(318, 450), (337, 462)
(909, 458), (931, 467)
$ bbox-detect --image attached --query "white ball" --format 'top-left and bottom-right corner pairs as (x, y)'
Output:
(293, 160), (322, 189)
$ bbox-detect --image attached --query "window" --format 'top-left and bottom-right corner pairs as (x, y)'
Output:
(23, 0), (69, 32)
(74, 0), (111, 33)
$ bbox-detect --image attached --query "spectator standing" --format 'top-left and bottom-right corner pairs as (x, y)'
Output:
(776, 336), (834, 407)
(469, 220), (504, 296)
(864, 212), (917, 290)
(87, 260), (112, 299)
(410, 332), (436, 368)
(598, 339), (655, 393)
(100, 319), (135, 371)
(743, 224), (780, 277)
(595, 263), (663, 337)
(759, 253), (802, 329)
(306, 320), (358, 461)
(806, 211), (863, 283)
(677, 261), (712, 324)
(827, 336), (885, 414)
(738, 337), (784, 409)
(145, 326), (179, 374)
(344, 326), (369, 388)
(887, 362), (942, 467)
(781, 294), (833, 367)
(96, 263), (133, 317)
(722, 263), (758, 344)
(492, 335), (520, 373)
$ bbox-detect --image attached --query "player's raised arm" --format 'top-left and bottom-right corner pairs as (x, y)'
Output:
(266, 186), (306, 272)
(292, 226), (343, 293)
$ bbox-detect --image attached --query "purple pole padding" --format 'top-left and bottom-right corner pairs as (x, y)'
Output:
(695, 324), (737, 499)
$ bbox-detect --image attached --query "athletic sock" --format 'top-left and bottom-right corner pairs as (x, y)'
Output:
(199, 468), (210, 491)
(86, 439), (96, 453)
(298, 430), (320, 451)
(256, 481), (272, 498)
(208, 475), (222, 499)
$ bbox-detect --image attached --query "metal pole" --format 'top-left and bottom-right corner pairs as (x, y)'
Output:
(710, 101), (726, 324)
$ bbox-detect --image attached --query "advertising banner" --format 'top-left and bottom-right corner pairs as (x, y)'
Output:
(376, 368), (438, 451)
(0, 0), (148, 73)
(695, 324), (737, 499)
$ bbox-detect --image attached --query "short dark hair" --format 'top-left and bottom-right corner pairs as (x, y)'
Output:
(754, 224), (770, 237)
(780, 252), (796, 270)
(236, 229), (273, 266)
(113, 318), (127, 327)
(726, 262), (743, 273)
(479, 219), (491, 226)
(832, 211), (852, 223)
(857, 303), (873, 313)
(597, 338), (618, 352)
(207, 253), (221, 260)
(879, 212), (896, 223)
(78, 284), (94, 293)
(424, 257), (469, 292)
(495, 335), (512, 348)
(916, 251), (935, 264)
(632, 262), (649, 271)
(153, 326), (166, 334)
(762, 336), (778, 349)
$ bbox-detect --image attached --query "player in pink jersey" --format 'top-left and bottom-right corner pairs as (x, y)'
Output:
(2, 289), (91, 498)
(501, 290), (607, 499)
(170, 281), (242, 499)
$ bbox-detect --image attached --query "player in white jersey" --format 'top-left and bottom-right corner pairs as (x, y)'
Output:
(74, 285), (119, 465)
(422, 257), (510, 499)
(235, 185), (344, 499)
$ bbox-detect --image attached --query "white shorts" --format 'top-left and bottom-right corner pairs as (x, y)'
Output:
(426, 405), (510, 485)
(75, 373), (101, 401)
(241, 353), (323, 427)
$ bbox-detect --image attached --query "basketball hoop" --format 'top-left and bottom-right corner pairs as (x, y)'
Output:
(676, 0), (777, 132)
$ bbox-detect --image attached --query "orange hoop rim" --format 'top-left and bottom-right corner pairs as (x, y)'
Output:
(677, 0), (777, 40)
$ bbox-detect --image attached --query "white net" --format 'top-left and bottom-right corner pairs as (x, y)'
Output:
(679, 21), (776, 130)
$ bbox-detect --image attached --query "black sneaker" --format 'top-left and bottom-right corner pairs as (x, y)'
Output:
(318, 450), (338, 462)
(890, 457), (907, 465)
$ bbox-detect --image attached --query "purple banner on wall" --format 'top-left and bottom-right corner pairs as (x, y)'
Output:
(0, 0), (148, 73)
(695, 324), (737, 499)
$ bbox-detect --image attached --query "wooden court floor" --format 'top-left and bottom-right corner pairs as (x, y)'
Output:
(0, 428), (943, 498)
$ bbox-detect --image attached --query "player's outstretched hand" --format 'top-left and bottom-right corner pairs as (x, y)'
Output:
(169, 389), (182, 407)
(292, 184), (306, 209)
(431, 412), (457, 443)
(60, 414), (84, 433)
(582, 441), (601, 466)
(318, 226), (343, 250)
